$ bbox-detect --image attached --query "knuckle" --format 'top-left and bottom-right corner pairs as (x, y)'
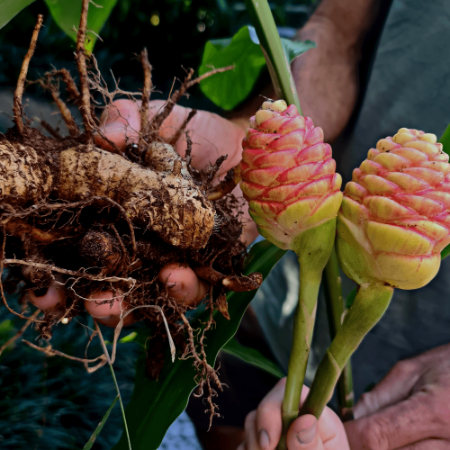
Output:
(391, 359), (421, 377)
(358, 392), (377, 411)
(258, 403), (274, 419)
(360, 418), (390, 450)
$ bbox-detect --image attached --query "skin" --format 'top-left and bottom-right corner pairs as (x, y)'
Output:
(240, 379), (350, 450)
(344, 344), (450, 450)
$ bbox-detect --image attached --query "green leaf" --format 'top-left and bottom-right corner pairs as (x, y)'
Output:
(83, 395), (119, 450)
(0, 0), (36, 29)
(280, 38), (315, 63)
(439, 122), (450, 157)
(118, 327), (150, 347)
(113, 240), (286, 450)
(119, 332), (138, 344)
(222, 337), (285, 379)
(198, 25), (314, 111)
(198, 26), (266, 111)
(0, 319), (16, 356)
(0, 319), (14, 336)
(43, 0), (118, 53)
(441, 244), (450, 260)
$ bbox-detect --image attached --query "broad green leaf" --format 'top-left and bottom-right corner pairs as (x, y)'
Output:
(198, 25), (314, 111)
(113, 240), (286, 450)
(83, 395), (119, 450)
(44, 0), (118, 53)
(222, 337), (285, 379)
(0, 0), (36, 29)
(199, 26), (266, 111)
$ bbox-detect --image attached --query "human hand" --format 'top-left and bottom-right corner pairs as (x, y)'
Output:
(345, 343), (450, 449)
(29, 99), (258, 326)
(239, 378), (349, 450)
(95, 98), (257, 246)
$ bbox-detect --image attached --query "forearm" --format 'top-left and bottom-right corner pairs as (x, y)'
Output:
(290, 0), (390, 141)
(306, 0), (384, 49)
(229, 0), (390, 141)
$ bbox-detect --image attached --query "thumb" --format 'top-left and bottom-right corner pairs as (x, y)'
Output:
(286, 415), (323, 450)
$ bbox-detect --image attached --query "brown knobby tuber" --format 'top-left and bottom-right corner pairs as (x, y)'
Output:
(0, 140), (215, 249)
(1, 1), (260, 424)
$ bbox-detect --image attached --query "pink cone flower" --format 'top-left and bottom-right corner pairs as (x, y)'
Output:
(338, 128), (450, 290)
(240, 100), (342, 250)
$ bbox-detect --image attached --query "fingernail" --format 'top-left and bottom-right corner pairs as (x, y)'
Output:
(297, 422), (316, 445)
(259, 429), (269, 449)
(34, 287), (49, 297)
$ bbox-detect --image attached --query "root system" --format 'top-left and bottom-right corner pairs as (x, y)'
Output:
(1, 1), (260, 424)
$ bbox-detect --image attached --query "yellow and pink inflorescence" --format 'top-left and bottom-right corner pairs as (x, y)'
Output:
(338, 128), (450, 289)
(240, 100), (342, 250)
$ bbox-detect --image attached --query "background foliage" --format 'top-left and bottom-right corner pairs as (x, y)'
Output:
(0, 0), (314, 109)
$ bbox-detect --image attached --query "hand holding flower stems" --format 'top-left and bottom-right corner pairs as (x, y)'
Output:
(243, 1), (344, 447)
(301, 129), (450, 418)
(240, 99), (343, 449)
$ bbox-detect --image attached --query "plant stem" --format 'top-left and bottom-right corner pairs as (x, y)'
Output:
(108, 364), (132, 450)
(300, 282), (393, 418)
(323, 247), (344, 335)
(338, 359), (355, 420)
(280, 266), (320, 448)
(278, 219), (337, 450)
(244, 0), (302, 113)
(95, 321), (133, 450)
(323, 247), (355, 420)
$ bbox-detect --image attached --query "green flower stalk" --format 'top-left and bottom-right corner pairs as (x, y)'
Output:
(240, 99), (343, 447)
(301, 128), (450, 418)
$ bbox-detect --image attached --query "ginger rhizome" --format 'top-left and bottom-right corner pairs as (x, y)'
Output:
(1, 2), (260, 424)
